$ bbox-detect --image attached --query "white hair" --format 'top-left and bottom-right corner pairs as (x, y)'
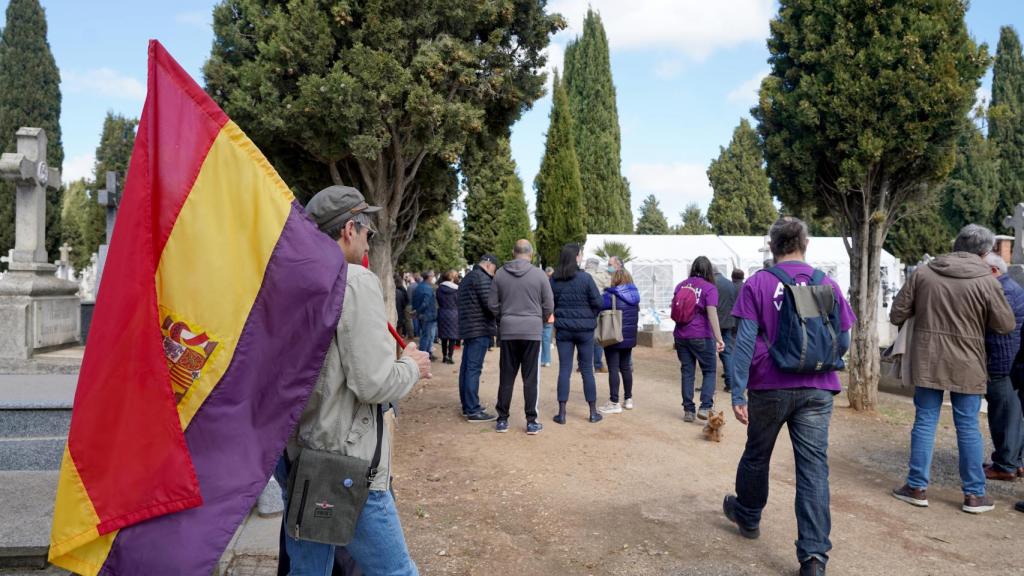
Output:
(985, 252), (1008, 275)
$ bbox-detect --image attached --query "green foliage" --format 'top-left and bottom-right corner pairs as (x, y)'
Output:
(494, 163), (532, 262)
(60, 180), (104, 270)
(462, 136), (528, 262)
(990, 26), (1024, 230)
(398, 213), (466, 274)
(0, 0), (63, 264)
(593, 240), (633, 263)
(635, 194), (670, 235)
(94, 112), (138, 181)
(535, 72), (585, 267)
(563, 8), (631, 233)
(675, 203), (713, 235)
(204, 0), (563, 287)
(707, 119), (777, 236)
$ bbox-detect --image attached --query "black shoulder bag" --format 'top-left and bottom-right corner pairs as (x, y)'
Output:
(285, 404), (384, 546)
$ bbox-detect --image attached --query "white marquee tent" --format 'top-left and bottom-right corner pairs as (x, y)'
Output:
(584, 234), (903, 345)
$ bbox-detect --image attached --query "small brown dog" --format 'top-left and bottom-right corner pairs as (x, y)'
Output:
(703, 410), (726, 442)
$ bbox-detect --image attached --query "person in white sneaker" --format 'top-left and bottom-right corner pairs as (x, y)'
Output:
(598, 269), (640, 415)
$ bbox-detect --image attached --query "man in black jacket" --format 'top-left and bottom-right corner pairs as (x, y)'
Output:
(715, 270), (739, 392)
(458, 254), (500, 421)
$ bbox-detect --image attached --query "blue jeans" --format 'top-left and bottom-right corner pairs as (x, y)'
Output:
(557, 331), (597, 403)
(676, 338), (716, 412)
(733, 388), (833, 565)
(541, 324), (553, 365)
(907, 387), (986, 496)
(986, 375), (1024, 472)
(419, 321), (437, 358)
(274, 456), (418, 576)
(720, 327), (736, 388)
(458, 336), (490, 415)
(593, 341), (604, 369)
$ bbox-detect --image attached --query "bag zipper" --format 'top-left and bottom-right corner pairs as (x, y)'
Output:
(294, 478), (310, 539)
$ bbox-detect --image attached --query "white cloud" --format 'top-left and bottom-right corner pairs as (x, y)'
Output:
(543, 41), (566, 89)
(727, 67), (770, 106)
(175, 10), (213, 32)
(62, 153), (94, 185)
(549, 0), (774, 61)
(62, 68), (146, 101)
(626, 162), (712, 223)
(654, 58), (684, 79)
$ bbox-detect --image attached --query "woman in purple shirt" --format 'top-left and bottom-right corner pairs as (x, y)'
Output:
(673, 256), (725, 422)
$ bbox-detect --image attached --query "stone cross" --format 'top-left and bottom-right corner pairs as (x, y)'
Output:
(0, 249), (11, 269)
(57, 242), (72, 266)
(0, 127), (61, 268)
(1003, 203), (1024, 266)
(97, 171), (119, 244)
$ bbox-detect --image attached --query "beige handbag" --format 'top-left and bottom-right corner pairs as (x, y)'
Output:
(596, 294), (624, 347)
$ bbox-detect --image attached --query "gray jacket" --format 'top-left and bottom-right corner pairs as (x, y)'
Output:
(288, 265), (420, 491)
(488, 258), (554, 341)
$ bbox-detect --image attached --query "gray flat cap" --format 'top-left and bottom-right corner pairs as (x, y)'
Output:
(305, 185), (382, 233)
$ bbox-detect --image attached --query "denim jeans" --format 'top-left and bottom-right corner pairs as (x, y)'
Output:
(419, 321), (437, 358)
(274, 456), (418, 576)
(541, 324), (553, 365)
(605, 347), (633, 403)
(907, 386), (986, 496)
(676, 338), (716, 412)
(593, 341), (604, 369)
(458, 336), (490, 416)
(733, 388), (834, 565)
(557, 330), (597, 403)
(720, 327), (736, 388)
(986, 375), (1024, 472)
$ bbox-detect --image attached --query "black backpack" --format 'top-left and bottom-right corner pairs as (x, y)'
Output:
(765, 267), (846, 373)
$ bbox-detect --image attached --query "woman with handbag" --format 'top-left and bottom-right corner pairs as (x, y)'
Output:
(551, 243), (605, 424)
(597, 269), (640, 414)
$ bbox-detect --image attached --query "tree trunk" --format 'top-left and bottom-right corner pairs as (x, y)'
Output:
(846, 212), (884, 412)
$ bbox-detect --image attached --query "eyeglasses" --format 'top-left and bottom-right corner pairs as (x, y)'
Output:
(355, 220), (377, 242)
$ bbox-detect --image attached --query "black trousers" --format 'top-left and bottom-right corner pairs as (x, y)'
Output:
(496, 339), (541, 422)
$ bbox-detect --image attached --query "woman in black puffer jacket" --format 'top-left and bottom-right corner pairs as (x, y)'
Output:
(436, 270), (461, 364)
(551, 243), (604, 424)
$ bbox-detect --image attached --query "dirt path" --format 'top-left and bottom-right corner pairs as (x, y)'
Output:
(391, 345), (1024, 576)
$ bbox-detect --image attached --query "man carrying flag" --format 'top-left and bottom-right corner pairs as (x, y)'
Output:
(278, 185), (430, 575)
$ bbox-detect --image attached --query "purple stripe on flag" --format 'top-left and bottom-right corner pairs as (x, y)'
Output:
(100, 204), (347, 575)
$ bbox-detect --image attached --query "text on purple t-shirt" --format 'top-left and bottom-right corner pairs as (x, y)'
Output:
(673, 277), (719, 340)
(731, 261), (856, 391)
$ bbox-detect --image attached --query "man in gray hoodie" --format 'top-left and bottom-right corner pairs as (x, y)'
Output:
(488, 239), (554, 435)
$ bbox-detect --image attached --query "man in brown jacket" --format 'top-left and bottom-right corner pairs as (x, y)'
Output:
(890, 224), (1016, 514)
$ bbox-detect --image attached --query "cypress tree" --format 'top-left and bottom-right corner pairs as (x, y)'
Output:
(94, 112), (138, 181)
(495, 165), (532, 262)
(461, 139), (506, 263)
(990, 26), (1024, 228)
(563, 8), (631, 233)
(535, 72), (585, 267)
(0, 0), (63, 265)
(675, 203), (713, 235)
(635, 194), (670, 235)
(707, 119), (778, 236)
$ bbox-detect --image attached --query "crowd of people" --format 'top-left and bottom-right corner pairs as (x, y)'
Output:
(278, 184), (1024, 576)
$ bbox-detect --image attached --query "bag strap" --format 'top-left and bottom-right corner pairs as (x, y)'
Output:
(368, 404), (384, 484)
(809, 269), (826, 286)
(612, 293), (618, 310)
(765, 266), (795, 286)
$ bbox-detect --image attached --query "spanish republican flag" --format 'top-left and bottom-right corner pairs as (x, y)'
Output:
(48, 41), (347, 575)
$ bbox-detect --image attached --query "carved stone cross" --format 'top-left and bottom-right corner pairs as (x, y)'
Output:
(1004, 204), (1024, 266)
(0, 127), (61, 268)
(97, 171), (119, 244)
(58, 242), (72, 266)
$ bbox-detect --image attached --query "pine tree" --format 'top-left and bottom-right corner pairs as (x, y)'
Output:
(461, 139), (507, 263)
(990, 26), (1024, 229)
(494, 159), (532, 261)
(398, 213), (466, 274)
(675, 203), (713, 235)
(535, 72), (585, 267)
(59, 180), (100, 270)
(707, 119), (777, 236)
(94, 112), (138, 181)
(635, 194), (670, 235)
(0, 0), (63, 265)
(563, 8), (631, 233)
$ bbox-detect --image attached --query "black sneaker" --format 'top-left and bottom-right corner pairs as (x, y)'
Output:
(799, 557), (826, 576)
(722, 495), (760, 539)
(495, 419), (509, 433)
(466, 410), (497, 422)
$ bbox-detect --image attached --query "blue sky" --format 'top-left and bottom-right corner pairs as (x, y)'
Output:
(27, 0), (1024, 227)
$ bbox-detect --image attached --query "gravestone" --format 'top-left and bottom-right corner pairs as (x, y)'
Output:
(0, 127), (80, 359)
(54, 242), (73, 281)
(1003, 203), (1024, 288)
(95, 171), (118, 298)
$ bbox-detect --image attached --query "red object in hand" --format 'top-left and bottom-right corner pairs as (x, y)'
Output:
(362, 254), (406, 348)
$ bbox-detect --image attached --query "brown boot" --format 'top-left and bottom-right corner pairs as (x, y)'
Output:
(984, 464), (1017, 482)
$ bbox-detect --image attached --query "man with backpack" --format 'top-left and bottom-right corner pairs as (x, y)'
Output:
(722, 217), (855, 576)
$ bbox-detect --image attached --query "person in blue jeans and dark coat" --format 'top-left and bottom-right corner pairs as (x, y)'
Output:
(723, 217), (855, 576)
(412, 270), (438, 361)
(436, 270), (461, 364)
(674, 256), (725, 422)
(889, 224), (1015, 517)
(714, 269), (738, 392)
(981, 253), (1024, 482)
(551, 243), (604, 424)
(597, 269), (640, 414)
(457, 254), (499, 422)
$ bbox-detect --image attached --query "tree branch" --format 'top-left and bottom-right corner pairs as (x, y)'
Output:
(329, 161), (343, 185)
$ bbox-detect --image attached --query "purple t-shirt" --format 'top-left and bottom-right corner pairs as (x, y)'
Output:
(673, 277), (719, 340)
(732, 261), (856, 391)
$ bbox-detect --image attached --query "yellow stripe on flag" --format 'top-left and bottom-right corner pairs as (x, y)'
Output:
(48, 447), (117, 576)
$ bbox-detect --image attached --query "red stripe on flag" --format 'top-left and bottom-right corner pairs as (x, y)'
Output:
(68, 40), (228, 534)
